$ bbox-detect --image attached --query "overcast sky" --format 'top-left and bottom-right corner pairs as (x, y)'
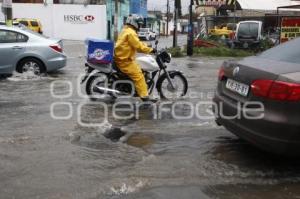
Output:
(148, 0), (190, 14)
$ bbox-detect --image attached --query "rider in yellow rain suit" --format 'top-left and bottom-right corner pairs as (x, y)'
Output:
(114, 14), (156, 101)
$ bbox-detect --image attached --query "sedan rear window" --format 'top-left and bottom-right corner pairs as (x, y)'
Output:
(0, 30), (28, 43)
(259, 38), (300, 64)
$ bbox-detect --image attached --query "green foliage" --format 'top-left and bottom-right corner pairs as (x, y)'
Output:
(167, 46), (254, 58)
(259, 38), (275, 51)
(193, 47), (254, 57)
(166, 47), (185, 58)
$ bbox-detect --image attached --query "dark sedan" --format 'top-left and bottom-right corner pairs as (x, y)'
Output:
(213, 37), (300, 156)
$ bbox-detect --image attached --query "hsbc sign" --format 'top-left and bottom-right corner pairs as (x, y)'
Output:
(64, 15), (95, 24)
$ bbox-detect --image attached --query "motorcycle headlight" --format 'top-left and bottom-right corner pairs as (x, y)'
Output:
(159, 50), (171, 63)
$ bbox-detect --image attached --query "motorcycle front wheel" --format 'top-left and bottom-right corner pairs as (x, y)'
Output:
(157, 71), (188, 100)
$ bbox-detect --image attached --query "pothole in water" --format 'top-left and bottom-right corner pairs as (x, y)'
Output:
(70, 126), (155, 151)
(126, 133), (154, 149)
(103, 127), (154, 149)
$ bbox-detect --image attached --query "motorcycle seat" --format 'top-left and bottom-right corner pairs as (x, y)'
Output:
(112, 62), (120, 72)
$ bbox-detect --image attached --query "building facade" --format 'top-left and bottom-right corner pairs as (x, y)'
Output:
(130, 0), (147, 18)
(147, 11), (161, 34)
(106, 0), (130, 40)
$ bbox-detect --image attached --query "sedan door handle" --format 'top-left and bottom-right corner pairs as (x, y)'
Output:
(12, 46), (23, 50)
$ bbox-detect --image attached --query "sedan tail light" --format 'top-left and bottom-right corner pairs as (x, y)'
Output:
(218, 67), (225, 81)
(50, 44), (63, 53)
(251, 79), (300, 101)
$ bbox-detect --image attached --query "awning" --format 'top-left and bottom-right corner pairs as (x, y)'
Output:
(237, 0), (299, 10)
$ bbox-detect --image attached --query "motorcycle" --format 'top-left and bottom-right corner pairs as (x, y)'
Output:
(81, 41), (188, 100)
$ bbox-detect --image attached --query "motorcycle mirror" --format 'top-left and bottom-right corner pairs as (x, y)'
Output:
(155, 40), (159, 45)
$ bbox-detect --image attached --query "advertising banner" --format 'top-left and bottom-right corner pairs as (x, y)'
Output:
(53, 4), (106, 40)
(281, 17), (300, 43)
(4, 3), (107, 40)
(196, 0), (230, 7)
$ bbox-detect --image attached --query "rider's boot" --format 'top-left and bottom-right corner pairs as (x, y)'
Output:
(141, 96), (158, 103)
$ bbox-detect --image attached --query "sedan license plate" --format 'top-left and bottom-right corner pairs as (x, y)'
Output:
(226, 79), (249, 97)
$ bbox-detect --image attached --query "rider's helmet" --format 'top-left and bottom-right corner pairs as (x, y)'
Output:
(126, 14), (144, 31)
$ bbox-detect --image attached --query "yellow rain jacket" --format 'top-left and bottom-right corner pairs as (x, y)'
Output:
(114, 26), (153, 98)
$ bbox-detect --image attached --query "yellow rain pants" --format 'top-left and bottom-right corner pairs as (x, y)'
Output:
(114, 26), (153, 98)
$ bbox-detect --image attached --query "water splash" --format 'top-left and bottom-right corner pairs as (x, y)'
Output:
(7, 72), (53, 82)
(110, 180), (146, 196)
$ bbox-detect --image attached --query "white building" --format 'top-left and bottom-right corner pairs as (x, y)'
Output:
(0, 1), (107, 40)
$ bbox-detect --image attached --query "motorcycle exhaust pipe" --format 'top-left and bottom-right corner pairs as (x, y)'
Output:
(93, 86), (127, 96)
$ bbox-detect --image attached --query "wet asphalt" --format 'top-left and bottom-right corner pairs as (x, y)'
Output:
(1, 36), (300, 199)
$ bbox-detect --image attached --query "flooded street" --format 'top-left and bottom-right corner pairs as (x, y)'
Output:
(1, 37), (300, 199)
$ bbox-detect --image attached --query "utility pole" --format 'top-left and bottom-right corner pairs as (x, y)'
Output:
(114, 0), (119, 41)
(166, 0), (169, 36)
(1, 0), (13, 27)
(187, 0), (194, 56)
(234, 0), (237, 23)
(173, 0), (179, 47)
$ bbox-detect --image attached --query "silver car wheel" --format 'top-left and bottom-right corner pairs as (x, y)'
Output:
(22, 61), (41, 76)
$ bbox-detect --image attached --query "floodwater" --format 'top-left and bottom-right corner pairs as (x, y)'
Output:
(1, 39), (300, 199)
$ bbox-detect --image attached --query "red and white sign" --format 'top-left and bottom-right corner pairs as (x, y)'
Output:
(281, 17), (300, 43)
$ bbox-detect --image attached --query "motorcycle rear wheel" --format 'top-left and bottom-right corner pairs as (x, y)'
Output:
(85, 72), (110, 100)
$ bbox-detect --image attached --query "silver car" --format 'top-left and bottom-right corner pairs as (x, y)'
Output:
(0, 25), (67, 75)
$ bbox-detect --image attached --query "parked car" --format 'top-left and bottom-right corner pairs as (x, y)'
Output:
(14, 18), (43, 34)
(213, 37), (300, 156)
(208, 23), (236, 38)
(138, 28), (157, 41)
(0, 25), (66, 76)
(230, 21), (263, 49)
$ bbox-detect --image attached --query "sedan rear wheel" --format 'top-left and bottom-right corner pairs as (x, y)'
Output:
(17, 58), (45, 76)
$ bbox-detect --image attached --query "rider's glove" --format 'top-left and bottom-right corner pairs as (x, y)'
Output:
(151, 48), (157, 54)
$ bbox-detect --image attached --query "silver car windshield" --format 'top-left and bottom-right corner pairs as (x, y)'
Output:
(238, 23), (259, 39)
(259, 38), (300, 64)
